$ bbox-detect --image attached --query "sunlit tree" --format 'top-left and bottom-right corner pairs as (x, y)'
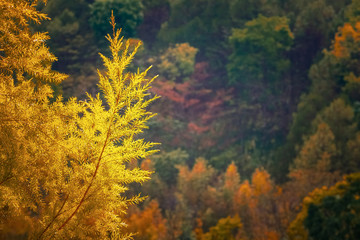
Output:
(0, 1), (158, 239)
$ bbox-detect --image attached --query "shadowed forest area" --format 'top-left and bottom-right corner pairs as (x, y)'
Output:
(1, 0), (360, 239)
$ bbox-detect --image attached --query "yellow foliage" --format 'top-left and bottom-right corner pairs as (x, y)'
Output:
(177, 158), (215, 207)
(141, 158), (154, 171)
(158, 43), (198, 82)
(233, 169), (282, 240)
(224, 162), (241, 197)
(200, 215), (245, 240)
(0, 0), (66, 83)
(178, 158), (214, 182)
(0, 3), (158, 239)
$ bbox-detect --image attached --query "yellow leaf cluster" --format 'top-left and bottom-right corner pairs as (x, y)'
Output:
(158, 43), (198, 82)
(0, 2), (158, 239)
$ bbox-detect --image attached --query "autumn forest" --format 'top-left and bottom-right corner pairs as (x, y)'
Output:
(1, 0), (360, 239)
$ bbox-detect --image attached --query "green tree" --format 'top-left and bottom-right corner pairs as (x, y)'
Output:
(282, 15), (360, 181)
(137, 0), (170, 47)
(41, 0), (97, 71)
(0, 2), (157, 239)
(227, 15), (293, 87)
(226, 15), (293, 172)
(230, 0), (281, 24)
(291, 0), (338, 74)
(345, 0), (360, 23)
(39, 0), (99, 99)
(152, 148), (189, 186)
(157, 0), (234, 77)
(288, 173), (360, 240)
(311, 98), (357, 171)
(157, 0), (232, 50)
(89, 0), (144, 45)
(293, 123), (336, 171)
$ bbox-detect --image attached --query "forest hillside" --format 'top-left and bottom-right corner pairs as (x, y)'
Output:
(1, 0), (360, 239)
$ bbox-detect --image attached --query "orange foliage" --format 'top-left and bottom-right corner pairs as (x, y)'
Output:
(151, 81), (187, 104)
(127, 38), (142, 51)
(194, 218), (204, 240)
(224, 162), (240, 193)
(192, 159), (208, 175)
(234, 180), (253, 208)
(177, 164), (190, 181)
(272, 168), (342, 238)
(188, 122), (210, 134)
(141, 158), (154, 171)
(150, 73), (235, 150)
(127, 200), (168, 240)
(252, 168), (272, 196)
(176, 158), (216, 217)
(233, 169), (285, 240)
(265, 231), (280, 240)
(332, 22), (360, 58)
(178, 158), (211, 180)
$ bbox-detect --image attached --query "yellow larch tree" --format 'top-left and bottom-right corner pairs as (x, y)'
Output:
(223, 162), (240, 212)
(0, 0), (158, 239)
(224, 162), (240, 194)
(233, 169), (281, 240)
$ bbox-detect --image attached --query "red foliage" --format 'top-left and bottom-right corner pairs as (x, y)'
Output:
(150, 64), (235, 151)
(192, 62), (211, 82)
(188, 122), (210, 134)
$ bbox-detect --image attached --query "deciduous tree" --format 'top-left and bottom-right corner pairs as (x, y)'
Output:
(126, 200), (168, 240)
